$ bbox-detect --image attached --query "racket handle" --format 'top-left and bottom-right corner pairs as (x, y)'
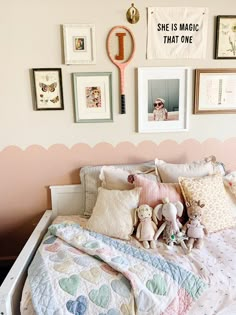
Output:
(121, 94), (126, 114)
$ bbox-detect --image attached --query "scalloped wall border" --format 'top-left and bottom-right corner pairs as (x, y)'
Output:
(1, 138), (236, 257)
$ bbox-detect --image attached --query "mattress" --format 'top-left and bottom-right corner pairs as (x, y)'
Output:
(20, 215), (236, 315)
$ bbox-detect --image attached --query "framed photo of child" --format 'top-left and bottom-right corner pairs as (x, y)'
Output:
(138, 67), (189, 133)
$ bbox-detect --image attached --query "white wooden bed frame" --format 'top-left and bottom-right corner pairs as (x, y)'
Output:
(0, 184), (84, 315)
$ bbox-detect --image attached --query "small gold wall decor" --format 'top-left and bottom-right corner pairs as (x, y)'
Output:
(126, 3), (140, 24)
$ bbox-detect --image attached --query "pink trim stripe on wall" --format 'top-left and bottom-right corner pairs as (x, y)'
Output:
(0, 138), (236, 258)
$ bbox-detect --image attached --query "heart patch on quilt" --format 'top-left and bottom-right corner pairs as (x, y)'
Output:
(69, 248), (84, 255)
(89, 284), (111, 308)
(49, 250), (69, 263)
(111, 276), (131, 298)
(146, 274), (167, 295)
(54, 261), (73, 274)
(74, 235), (87, 244)
(136, 290), (155, 313)
(111, 256), (129, 267)
(45, 243), (60, 252)
(80, 267), (101, 284)
(66, 295), (87, 315)
(129, 264), (146, 277)
(74, 255), (96, 267)
(59, 274), (80, 296)
(99, 308), (120, 315)
(43, 236), (57, 244)
(83, 241), (100, 249)
(120, 303), (133, 315)
(101, 264), (119, 276)
(96, 248), (113, 256)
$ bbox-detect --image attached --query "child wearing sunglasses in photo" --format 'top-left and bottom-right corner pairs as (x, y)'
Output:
(153, 98), (168, 121)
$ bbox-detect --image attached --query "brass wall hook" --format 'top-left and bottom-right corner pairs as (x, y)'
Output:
(126, 3), (140, 24)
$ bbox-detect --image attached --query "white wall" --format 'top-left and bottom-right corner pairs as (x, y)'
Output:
(1, 0), (236, 150)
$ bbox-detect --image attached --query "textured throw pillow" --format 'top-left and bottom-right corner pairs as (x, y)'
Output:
(132, 174), (183, 208)
(80, 161), (156, 216)
(99, 165), (159, 191)
(86, 187), (141, 240)
(179, 174), (236, 233)
(155, 156), (225, 183)
(99, 166), (134, 190)
(155, 159), (214, 183)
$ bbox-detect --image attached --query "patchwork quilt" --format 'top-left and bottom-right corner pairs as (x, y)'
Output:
(28, 223), (207, 315)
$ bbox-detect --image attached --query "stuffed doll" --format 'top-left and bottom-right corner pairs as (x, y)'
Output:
(134, 204), (157, 249)
(224, 171), (236, 196)
(153, 197), (188, 253)
(182, 200), (208, 252)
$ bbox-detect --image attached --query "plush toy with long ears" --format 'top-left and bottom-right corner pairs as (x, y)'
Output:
(153, 197), (188, 253)
(134, 204), (157, 249)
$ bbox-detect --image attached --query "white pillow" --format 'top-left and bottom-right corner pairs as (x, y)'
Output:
(80, 161), (156, 216)
(99, 166), (134, 190)
(155, 157), (219, 183)
(86, 187), (141, 240)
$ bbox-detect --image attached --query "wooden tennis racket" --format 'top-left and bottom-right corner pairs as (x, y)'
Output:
(107, 26), (135, 114)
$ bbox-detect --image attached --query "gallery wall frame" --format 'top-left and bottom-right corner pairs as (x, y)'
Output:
(73, 72), (113, 123)
(194, 68), (236, 114)
(63, 24), (96, 64)
(215, 15), (236, 59)
(138, 67), (189, 133)
(32, 68), (64, 110)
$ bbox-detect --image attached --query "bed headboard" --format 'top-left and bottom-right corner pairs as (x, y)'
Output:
(50, 184), (85, 218)
(49, 161), (155, 218)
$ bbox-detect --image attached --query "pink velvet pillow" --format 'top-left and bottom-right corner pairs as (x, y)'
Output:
(132, 174), (183, 208)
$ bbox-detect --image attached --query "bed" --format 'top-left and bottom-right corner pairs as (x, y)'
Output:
(1, 158), (236, 315)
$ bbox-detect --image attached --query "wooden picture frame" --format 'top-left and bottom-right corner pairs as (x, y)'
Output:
(32, 68), (64, 110)
(73, 72), (113, 123)
(215, 15), (236, 59)
(194, 68), (236, 114)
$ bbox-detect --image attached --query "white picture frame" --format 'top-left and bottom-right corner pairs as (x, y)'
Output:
(73, 72), (113, 123)
(63, 24), (96, 64)
(138, 67), (189, 133)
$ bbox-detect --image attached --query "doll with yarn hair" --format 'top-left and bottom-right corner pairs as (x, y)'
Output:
(182, 200), (208, 252)
(134, 204), (157, 249)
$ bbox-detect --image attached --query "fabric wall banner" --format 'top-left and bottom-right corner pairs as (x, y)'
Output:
(147, 7), (208, 59)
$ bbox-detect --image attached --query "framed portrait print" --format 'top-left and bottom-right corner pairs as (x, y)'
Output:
(73, 72), (113, 123)
(63, 24), (96, 64)
(32, 68), (64, 110)
(215, 16), (236, 59)
(138, 67), (189, 133)
(194, 68), (236, 114)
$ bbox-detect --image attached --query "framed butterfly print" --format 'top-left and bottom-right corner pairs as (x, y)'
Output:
(73, 72), (113, 123)
(32, 68), (64, 110)
(215, 16), (236, 59)
(63, 24), (96, 64)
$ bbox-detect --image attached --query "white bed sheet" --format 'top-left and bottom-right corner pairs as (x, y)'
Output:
(20, 216), (236, 315)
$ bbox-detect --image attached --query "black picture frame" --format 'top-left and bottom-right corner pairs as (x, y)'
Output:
(32, 68), (64, 110)
(215, 15), (236, 59)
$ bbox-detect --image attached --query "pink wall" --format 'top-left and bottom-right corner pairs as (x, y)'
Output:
(1, 138), (236, 258)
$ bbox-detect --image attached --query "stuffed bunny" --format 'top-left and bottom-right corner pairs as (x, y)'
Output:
(153, 197), (188, 253)
(182, 200), (208, 252)
(134, 204), (157, 249)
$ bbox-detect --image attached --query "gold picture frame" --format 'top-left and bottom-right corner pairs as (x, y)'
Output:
(194, 68), (236, 114)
